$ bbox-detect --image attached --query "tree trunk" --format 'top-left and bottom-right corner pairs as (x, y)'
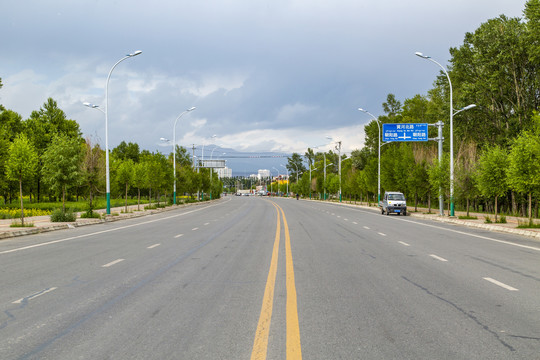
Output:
(62, 186), (66, 214)
(137, 188), (140, 211)
(19, 176), (24, 227)
(511, 191), (517, 216)
(495, 195), (498, 223)
(125, 183), (128, 213)
(529, 192), (532, 221)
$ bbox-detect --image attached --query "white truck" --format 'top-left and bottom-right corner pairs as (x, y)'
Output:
(380, 191), (407, 216)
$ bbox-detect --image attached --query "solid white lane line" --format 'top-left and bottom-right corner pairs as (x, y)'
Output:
(174, 234), (184, 238)
(147, 243), (161, 249)
(0, 200), (229, 256)
(378, 232), (387, 237)
(398, 218), (540, 252)
(483, 277), (519, 291)
(429, 254), (448, 262)
(102, 259), (125, 268)
(398, 241), (410, 246)
(13, 287), (58, 304)
(192, 227), (199, 231)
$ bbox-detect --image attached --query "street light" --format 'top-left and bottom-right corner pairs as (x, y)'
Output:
(358, 108), (382, 204)
(83, 102), (105, 114)
(416, 51), (476, 216)
(172, 107), (196, 204)
(104, 50), (142, 214)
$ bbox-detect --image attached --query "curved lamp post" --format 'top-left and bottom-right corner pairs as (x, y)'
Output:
(172, 107), (196, 204)
(358, 108), (381, 204)
(104, 50), (142, 214)
(415, 51), (476, 216)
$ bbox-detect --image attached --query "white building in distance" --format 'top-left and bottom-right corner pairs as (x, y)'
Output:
(216, 167), (232, 178)
(258, 169), (271, 179)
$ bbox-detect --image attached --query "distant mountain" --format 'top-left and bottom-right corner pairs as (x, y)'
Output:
(196, 145), (293, 177)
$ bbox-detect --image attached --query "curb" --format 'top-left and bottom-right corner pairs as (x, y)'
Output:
(0, 200), (216, 240)
(304, 199), (540, 242)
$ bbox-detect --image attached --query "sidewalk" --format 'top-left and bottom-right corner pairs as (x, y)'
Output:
(0, 201), (209, 240)
(318, 200), (540, 241)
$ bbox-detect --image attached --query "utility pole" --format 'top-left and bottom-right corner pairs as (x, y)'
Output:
(429, 121), (444, 216)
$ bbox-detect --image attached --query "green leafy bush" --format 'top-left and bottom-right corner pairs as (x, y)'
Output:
(50, 209), (76, 222)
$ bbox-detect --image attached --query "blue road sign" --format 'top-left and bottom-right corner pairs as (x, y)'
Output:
(382, 123), (428, 142)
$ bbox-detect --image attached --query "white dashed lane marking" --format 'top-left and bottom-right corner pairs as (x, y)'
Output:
(483, 277), (518, 291)
(13, 287), (58, 304)
(429, 254), (448, 262)
(102, 259), (125, 268)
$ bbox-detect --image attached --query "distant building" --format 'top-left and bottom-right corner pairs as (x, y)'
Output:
(216, 167), (232, 178)
(258, 169), (270, 179)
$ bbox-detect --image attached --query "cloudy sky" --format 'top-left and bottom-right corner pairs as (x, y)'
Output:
(0, 0), (526, 168)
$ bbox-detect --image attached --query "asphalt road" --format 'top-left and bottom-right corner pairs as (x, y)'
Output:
(0, 196), (539, 359)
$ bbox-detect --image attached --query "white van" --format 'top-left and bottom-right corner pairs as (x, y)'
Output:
(380, 191), (407, 216)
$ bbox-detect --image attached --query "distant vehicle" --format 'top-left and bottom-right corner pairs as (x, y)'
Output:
(380, 191), (407, 216)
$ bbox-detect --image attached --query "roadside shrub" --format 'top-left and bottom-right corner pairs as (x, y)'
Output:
(50, 209), (76, 222)
(484, 215), (492, 224)
(458, 215), (478, 220)
(517, 219), (540, 228)
(10, 220), (34, 227)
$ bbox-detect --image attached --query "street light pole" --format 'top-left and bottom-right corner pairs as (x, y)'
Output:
(358, 108), (381, 204)
(172, 107), (196, 205)
(416, 52), (476, 216)
(104, 50), (142, 215)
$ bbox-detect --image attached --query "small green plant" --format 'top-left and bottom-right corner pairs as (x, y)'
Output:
(484, 215), (492, 224)
(10, 220), (34, 227)
(50, 209), (76, 222)
(458, 215), (478, 220)
(496, 215), (507, 224)
(80, 210), (101, 219)
(517, 219), (540, 228)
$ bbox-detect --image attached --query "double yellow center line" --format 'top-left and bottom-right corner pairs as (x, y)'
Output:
(251, 201), (302, 360)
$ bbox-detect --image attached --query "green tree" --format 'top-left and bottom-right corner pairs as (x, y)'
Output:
(80, 138), (104, 213)
(449, 14), (536, 146)
(24, 98), (82, 201)
(6, 134), (38, 226)
(41, 134), (83, 213)
(175, 145), (192, 167)
(116, 159), (134, 213)
(112, 141), (140, 163)
(507, 130), (540, 220)
(132, 162), (147, 210)
(427, 154), (450, 213)
(287, 153), (306, 183)
(475, 145), (509, 221)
